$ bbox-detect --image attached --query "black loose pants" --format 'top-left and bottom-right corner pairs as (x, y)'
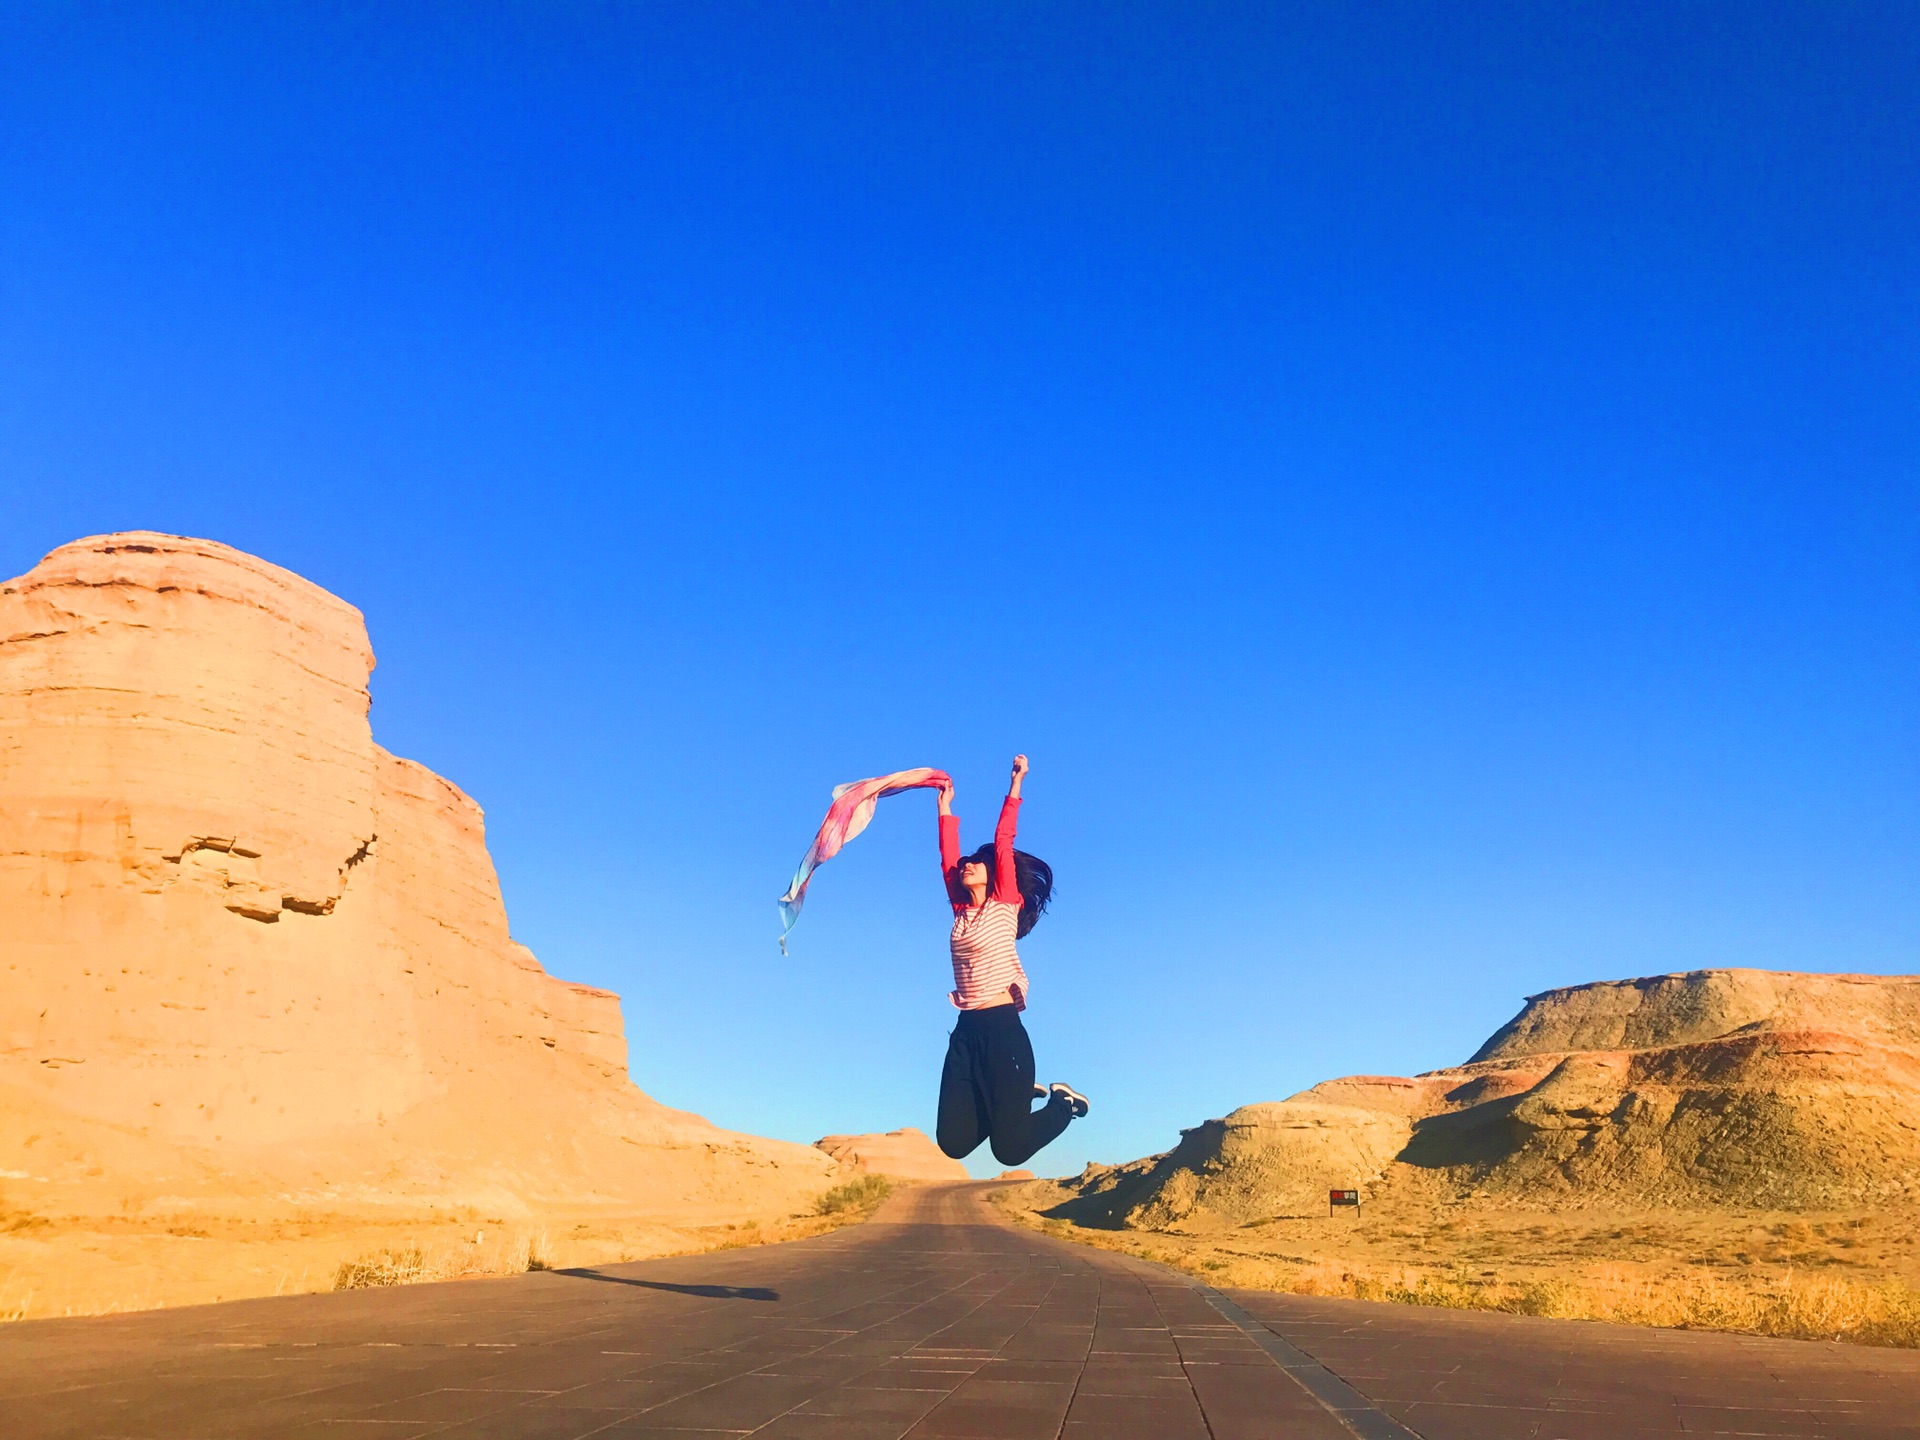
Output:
(935, 1003), (1072, 1167)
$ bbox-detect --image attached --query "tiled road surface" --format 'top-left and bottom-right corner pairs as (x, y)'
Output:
(4, 1183), (1917, 1439)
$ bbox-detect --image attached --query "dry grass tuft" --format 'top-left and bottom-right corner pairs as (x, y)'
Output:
(0, 1273), (32, 1323)
(524, 1230), (553, 1272)
(815, 1175), (895, 1217)
(332, 1228), (562, 1290)
(333, 1245), (428, 1290)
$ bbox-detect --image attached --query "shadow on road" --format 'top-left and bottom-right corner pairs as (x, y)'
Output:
(554, 1270), (779, 1301)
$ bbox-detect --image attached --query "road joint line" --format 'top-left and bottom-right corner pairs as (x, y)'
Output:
(1197, 1287), (1424, 1440)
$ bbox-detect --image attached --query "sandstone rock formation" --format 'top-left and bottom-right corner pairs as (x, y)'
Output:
(1046, 970), (1920, 1230)
(0, 532), (839, 1225)
(814, 1127), (968, 1181)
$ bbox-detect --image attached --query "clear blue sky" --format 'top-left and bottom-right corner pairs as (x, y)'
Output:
(4, 5), (1916, 1177)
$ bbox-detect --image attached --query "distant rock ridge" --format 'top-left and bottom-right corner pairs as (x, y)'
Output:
(814, 1127), (968, 1182)
(1043, 969), (1920, 1229)
(0, 532), (838, 1220)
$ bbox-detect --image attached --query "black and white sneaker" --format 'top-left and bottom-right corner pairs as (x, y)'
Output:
(1049, 1083), (1090, 1119)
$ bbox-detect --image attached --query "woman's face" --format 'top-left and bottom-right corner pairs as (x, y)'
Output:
(960, 859), (989, 889)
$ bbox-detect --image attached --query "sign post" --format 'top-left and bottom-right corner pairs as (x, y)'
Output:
(1328, 1188), (1360, 1218)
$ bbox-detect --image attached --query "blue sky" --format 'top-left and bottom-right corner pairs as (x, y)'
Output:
(3, 4), (1916, 1177)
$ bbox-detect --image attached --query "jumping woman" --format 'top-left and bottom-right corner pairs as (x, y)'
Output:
(934, 753), (1088, 1166)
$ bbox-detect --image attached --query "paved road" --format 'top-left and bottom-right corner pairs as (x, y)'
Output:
(5, 1184), (1917, 1439)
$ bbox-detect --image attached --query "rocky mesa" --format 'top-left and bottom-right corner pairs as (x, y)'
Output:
(0, 532), (842, 1314)
(1044, 969), (1920, 1230)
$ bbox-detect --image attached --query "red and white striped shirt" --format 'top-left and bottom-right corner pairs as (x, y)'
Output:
(939, 797), (1030, 1010)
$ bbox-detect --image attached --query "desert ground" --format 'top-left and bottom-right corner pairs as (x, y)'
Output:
(997, 1182), (1920, 1347)
(0, 1178), (901, 1323)
(998, 968), (1920, 1347)
(11, 1184), (1920, 1440)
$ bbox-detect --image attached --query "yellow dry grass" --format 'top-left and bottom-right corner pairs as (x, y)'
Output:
(997, 1194), (1920, 1349)
(321, 1198), (896, 1294)
(815, 1174), (896, 1217)
(332, 1227), (556, 1289)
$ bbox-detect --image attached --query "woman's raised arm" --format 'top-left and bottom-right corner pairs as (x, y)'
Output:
(992, 755), (1026, 903)
(937, 779), (963, 900)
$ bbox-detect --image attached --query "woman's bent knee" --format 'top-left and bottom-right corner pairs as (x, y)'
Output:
(989, 1136), (1036, 1169)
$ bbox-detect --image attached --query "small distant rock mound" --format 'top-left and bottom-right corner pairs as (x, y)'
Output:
(0, 533), (839, 1224)
(997, 1169), (1036, 1181)
(814, 1127), (968, 1181)
(1046, 970), (1920, 1229)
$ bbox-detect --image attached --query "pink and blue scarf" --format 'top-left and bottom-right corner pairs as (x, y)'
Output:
(778, 767), (950, 952)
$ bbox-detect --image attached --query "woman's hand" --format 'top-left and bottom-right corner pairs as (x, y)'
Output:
(1009, 753), (1028, 798)
(937, 781), (954, 817)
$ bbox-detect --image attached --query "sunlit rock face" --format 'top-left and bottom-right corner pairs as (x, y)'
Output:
(0, 532), (836, 1219)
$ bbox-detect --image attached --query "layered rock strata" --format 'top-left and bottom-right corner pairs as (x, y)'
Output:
(1049, 970), (1920, 1229)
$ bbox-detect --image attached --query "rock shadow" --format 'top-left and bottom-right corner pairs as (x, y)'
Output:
(1396, 1093), (1525, 1170)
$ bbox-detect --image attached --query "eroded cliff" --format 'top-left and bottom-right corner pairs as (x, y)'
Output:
(0, 532), (837, 1226)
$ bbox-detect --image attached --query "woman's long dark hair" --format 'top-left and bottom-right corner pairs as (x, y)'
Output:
(963, 843), (1054, 939)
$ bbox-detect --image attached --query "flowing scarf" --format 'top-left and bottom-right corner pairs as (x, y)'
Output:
(778, 766), (950, 952)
